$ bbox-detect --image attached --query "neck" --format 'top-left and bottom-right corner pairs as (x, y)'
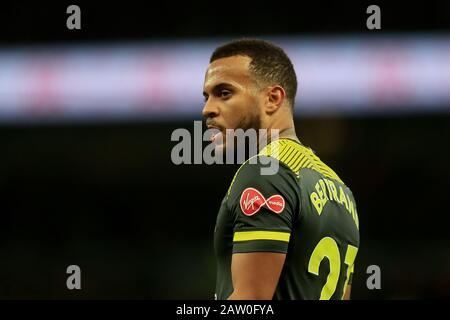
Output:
(278, 127), (300, 143)
(258, 122), (300, 151)
(258, 107), (300, 150)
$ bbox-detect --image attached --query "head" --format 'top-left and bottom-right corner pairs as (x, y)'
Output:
(202, 39), (298, 149)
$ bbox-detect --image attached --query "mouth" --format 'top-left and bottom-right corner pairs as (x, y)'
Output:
(206, 124), (224, 144)
(206, 124), (220, 130)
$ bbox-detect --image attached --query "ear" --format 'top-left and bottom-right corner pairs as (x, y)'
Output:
(265, 85), (285, 114)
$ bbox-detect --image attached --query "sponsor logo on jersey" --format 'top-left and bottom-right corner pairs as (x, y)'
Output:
(239, 187), (285, 216)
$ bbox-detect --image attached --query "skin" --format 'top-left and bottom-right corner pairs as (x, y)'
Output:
(202, 55), (299, 151)
(343, 285), (352, 300)
(202, 55), (351, 300)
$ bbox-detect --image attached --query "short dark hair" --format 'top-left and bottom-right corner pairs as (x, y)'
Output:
(210, 38), (298, 109)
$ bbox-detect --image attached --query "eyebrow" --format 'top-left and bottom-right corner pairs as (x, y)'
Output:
(203, 82), (234, 98)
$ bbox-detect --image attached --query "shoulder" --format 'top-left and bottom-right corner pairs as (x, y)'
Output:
(226, 141), (304, 212)
(226, 138), (307, 197)
(227, 155), (296, 200)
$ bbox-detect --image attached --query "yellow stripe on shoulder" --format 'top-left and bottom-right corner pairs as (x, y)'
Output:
(226, 154), (259, 197)
(233, 230), (291, 243)
(226, 138), (344, 198)
(258, 139), (344, 183)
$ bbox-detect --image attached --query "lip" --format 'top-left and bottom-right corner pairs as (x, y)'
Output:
(206, 124), (224, 144)
(206, 124), (222, 131)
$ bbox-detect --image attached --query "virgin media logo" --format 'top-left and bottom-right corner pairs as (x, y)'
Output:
(239, 187), (285, 216)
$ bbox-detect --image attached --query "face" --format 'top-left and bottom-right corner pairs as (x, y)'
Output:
(202, 56), (263, 150)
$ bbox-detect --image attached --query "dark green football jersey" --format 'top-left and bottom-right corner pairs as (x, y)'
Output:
(214, 138), (360, 300)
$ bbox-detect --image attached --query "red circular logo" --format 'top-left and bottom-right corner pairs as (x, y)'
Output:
(239, 188), (285, 216)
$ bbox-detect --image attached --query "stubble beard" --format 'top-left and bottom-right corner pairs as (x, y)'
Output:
(214, 106), (262, 162)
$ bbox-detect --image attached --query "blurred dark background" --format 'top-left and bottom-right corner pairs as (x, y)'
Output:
(0, 1), (450, 299)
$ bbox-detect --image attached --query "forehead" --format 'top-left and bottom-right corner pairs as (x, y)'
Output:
(203, 55), (253, 90)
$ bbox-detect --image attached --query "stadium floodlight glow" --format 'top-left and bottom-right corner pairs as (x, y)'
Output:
(0, 35), (449, 123)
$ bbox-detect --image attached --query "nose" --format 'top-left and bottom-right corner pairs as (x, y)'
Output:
(202, 99), (220, 119)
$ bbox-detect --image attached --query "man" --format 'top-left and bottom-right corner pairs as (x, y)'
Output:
(202, 39), (360, 300)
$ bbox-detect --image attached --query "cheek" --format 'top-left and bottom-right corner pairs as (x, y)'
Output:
(222, 94), (260, 128)
(221, 99), (245, 124)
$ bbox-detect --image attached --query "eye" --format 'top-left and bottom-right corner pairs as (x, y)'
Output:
(219, 90), (231, 98)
